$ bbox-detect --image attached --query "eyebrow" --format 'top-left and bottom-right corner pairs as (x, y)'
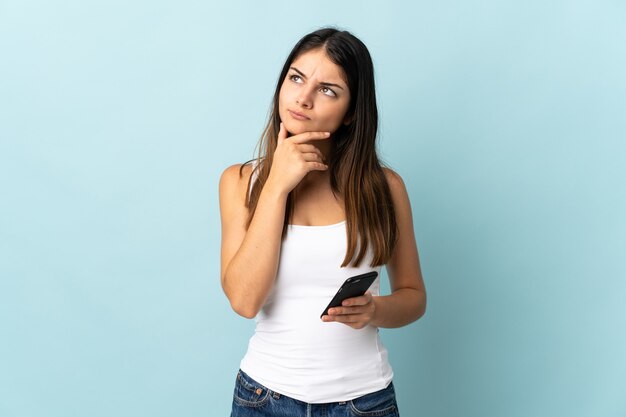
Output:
(289, 66), (345, 90)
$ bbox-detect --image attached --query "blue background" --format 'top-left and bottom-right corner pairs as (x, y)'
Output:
(1, 1), (625, 416)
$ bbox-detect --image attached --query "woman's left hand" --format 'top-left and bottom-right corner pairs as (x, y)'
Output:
(322, 292), (376, 329)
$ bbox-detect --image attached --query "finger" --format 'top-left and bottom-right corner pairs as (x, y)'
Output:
(277, 122), (287, 144)
(329, 306), (366, 316)
(323, 313), (366, 329)
(305, 161), (329, 172)
(329, 313), (359, 324)
(301, 152), (325, 164)
(289, 131), (331, 144)
(342, 292), (372, 307)
(297, 144), (325, 160)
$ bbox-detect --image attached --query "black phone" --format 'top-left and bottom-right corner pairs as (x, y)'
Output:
(320, 271), (378, 318)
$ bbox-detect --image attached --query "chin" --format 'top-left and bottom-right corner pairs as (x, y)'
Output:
(283, 122), (310, 136)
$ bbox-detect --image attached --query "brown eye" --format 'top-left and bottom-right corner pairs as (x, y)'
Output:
(320, 86), (336, 97)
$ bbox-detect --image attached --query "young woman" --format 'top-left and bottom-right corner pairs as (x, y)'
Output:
(219, 27), (426, 417)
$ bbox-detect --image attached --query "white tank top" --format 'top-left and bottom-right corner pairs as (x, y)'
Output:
(239, 161), (393, 403)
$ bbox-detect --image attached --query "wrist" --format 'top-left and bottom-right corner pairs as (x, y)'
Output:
(262, 178), (289, 200)
(370, 295), (382, 327)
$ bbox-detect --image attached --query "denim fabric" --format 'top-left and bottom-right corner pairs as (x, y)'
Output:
(230, 369), (400, 417)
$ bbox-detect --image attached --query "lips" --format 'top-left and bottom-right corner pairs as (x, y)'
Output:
(288, 109), (310, 120)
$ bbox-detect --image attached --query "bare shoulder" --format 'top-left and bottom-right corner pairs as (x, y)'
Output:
(382, 167), (408, 196)
(219, 162), (254, 192)
(382, 166), (413, 220)
(219, 163), (253, 186)
(219, 162), (255, 211)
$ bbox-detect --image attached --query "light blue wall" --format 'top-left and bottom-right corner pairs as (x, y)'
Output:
(1, 1), (624, 416)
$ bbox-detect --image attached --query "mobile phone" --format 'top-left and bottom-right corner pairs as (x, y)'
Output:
(320, 271), (378, 318)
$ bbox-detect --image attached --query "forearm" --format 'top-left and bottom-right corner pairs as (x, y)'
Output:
(223, 184), (288, 318)
(370, 288), (426, 328)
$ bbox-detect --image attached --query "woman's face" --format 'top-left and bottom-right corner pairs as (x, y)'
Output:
(278, 48), (351, 136)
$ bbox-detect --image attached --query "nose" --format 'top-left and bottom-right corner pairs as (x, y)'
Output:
(296, 86), (314, 109)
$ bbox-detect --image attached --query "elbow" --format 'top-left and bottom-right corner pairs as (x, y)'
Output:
(407, 288), (426, 324)
(416, 290), (427, 320)
(231, 301), (259, 319)
(227, 292), (261, 319)
(222, 274), (259, 319)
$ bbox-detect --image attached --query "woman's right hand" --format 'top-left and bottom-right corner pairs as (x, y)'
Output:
(266, 122), (330, 195)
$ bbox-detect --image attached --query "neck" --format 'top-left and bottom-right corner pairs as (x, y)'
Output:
(318, 137), (335, 163)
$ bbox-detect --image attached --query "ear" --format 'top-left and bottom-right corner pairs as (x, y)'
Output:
(343, 113), (354, 125)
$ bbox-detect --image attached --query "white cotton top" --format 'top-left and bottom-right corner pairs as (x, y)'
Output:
(239, 162), (393, 403)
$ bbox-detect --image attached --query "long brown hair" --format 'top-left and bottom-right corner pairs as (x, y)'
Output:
(240, 27), (397, 268)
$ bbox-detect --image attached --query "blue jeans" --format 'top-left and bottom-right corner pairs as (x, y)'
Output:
(230, 369), (400, 417)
